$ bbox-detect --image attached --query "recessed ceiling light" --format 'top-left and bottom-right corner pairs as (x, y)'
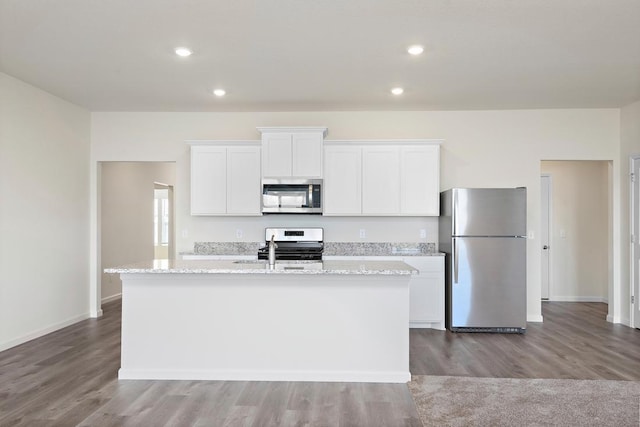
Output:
(407, 45), (424, 56)
(213, 89), (226, 97)
(391, 87), (404, 95)
(175, 47), (193, 57)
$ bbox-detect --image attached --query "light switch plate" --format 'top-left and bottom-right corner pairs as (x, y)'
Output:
(359, 229), (366, 239)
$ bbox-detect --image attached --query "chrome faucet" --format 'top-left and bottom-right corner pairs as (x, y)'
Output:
(268, 234), (278, 266)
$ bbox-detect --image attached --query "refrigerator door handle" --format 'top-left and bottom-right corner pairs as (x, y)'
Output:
(453, 238), (458, 284)
(452, 190), (457, 235)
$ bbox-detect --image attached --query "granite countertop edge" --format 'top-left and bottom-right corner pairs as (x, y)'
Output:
(105, 260), (417, 276)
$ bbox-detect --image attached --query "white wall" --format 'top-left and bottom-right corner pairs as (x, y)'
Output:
(0, 72), (90, 351)
(91, 109), (621, 323)
(100, 162), (175, 301)
(540, 161), (609, 301)
(621, 100), (640, 325)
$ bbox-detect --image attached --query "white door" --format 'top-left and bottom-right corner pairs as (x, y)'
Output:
(632, 156), (640, 329)
(541, 174), (551, 300)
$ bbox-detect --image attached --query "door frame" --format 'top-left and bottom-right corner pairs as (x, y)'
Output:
(153, 182), (175, 260)
(631, 155), (640, 328)
(540, 173), (552, 300)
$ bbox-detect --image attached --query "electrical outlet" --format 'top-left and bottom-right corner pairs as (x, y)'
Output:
(420, 229), (427, 239)
(181, 229), (188, 238)
(236, 229), (243, 239)
(359, 229), (366, 239)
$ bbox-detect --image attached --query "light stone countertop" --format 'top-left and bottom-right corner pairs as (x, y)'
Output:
(105, 259), (417, 275)
(182, 242), (442, 257)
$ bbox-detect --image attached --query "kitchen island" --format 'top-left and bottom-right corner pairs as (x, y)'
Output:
(105, 259), (416, 383)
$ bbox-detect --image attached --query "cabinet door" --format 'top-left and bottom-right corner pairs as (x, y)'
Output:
(262, 133), (292, 177)
(362, 146), (400, 215)
(323, 146), (362, 215)
(404, 257), (445, 329)
(292, 132), (323, 177)
(401, 145), (440, 215)
(191, 146), (227, 215)
(227, 146), (261, 215)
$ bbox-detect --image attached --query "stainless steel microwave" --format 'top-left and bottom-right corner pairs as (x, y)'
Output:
(262, 179), (322, 214)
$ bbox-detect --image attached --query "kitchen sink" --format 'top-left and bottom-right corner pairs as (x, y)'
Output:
(233, 260), (267, 264)
(233, 260), (321, 265)
(232, 260), (324, 270)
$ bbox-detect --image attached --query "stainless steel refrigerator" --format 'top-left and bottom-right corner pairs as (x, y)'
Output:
(439, 188), (527, 333)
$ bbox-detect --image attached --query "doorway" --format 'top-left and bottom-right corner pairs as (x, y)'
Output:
(100, 162), (176, 304)
(540, 174), (551, 300)
(154, 183), (174, 260)
(540, 161), (611, 303)
(631, 156), (640, 328)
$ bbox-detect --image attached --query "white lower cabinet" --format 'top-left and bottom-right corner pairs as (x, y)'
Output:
(323, 255), (444, 329)
(404, 256), (445, 330)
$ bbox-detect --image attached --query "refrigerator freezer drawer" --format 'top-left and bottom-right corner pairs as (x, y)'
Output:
(447, 237), (526, 331)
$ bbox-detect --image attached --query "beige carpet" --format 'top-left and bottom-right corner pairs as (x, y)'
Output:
(409, 375), (640, 427)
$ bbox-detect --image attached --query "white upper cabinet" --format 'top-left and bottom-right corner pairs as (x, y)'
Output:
(323, 145), (362, 215)
(323, 140), (442, 217)
(190, 142), (261, 216)
(362, 146), (401, 215)
(401, 145), (440, 216)
(261, 133), (291, 177)
(226, 146), (261, 214)
(258, 127), (327, 178)
(190, 145), (227, 215)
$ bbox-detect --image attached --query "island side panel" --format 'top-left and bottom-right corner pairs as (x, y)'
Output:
(118, 273), (410, 383)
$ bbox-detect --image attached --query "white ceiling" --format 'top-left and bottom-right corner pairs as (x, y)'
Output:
(1, 0), (639, 112)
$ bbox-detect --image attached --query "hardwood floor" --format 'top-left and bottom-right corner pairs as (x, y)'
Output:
(411, 302), (640, 380)
(0, 301), (638, 426)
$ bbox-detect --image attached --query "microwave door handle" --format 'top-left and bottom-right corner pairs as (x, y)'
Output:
(308, 184), (312, 208)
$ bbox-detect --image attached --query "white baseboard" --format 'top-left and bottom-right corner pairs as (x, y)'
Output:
(0, 312), (90, 353)
(90, 309), (104, 318)
(549, 296), (607, 303)
(118, 368), (411, 383)
(527, 314), (544, 322)
(101, 293), (122, 304)
(409, 322), (445, 330)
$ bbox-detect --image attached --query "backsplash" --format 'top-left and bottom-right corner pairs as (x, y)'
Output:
(191, 241), (437, 256)
(193, 242), (261, 255)
(323, 242), (437, 256)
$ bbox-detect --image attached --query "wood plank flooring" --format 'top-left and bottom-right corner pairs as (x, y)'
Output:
(0, 300), (638, 426)
(411, 302), (640, 380)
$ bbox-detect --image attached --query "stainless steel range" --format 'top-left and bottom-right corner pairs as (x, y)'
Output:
(257, 227), (324, 261)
